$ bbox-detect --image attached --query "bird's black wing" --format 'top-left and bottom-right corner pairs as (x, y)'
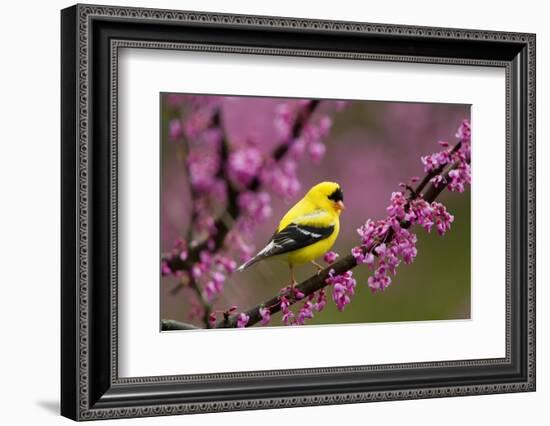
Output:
(260, 223), (335, 258)
(236, 223), (335, 271)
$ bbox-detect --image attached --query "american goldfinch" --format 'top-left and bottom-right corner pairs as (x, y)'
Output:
(237, 181), (345, 287)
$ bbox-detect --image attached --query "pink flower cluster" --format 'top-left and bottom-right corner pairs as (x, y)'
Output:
(326, 269), (357, 311)
(237, 191), (273, 225)
(259, 306), (271, 325)
(208, 305), (249, 328)
(228, 143), (263, 187)
(191, 251), (237, 303)
(425, 120), (471, 193)
(276, 285), (330, 326)
(260, 159), (301, 199)
(257, 251), (345, 327)
(323, 251), (339, 264)
(364, 227), (418, 292)
(236, 312), (250, 328)
(280, 296), (295, 325)
(161, 238), (189, 277)
(345, 120), (469, 293)
(350, 191), (454, 294)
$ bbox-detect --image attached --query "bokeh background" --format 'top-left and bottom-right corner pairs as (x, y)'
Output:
(161, 95), (470, 327)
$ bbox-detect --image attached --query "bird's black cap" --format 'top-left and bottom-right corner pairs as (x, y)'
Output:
(328, 187), (344, 202)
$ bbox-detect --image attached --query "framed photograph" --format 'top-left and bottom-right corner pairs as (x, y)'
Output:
(61, 4), (536, 421)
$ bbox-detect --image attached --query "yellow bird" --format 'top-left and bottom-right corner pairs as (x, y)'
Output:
(236, 181), (345, 287)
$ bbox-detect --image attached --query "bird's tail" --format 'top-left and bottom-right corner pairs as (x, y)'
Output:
(236, 255), (263, 272)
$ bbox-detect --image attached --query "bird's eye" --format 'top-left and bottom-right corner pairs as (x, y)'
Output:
(327, 188), (344, 202)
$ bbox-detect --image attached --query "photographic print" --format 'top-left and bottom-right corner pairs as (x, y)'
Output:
(61, 6), (535, 418)
(160, 95), (471, 330)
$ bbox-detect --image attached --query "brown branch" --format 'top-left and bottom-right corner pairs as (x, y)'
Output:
(215, 157), (464, 329)
(161, 319), (200, 330)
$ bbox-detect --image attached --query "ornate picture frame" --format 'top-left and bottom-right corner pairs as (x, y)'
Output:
(61, 4), (535, 420)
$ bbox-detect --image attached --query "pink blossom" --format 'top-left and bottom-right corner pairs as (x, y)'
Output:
(368, 266), (392, 291)
(208, 312), (217, 327)
(161, 261), (172, 276)
(226, 227), (255, 262)
(313, 289), (327, 312)
(374, 243), (388, 258)
(296, 301), (314, 325)
(357, 219), (389, 248)
(259, 306), (271, 325)
(325, 269), (356, 311)
(430, 175), (445, 188)
(201, 128), (223, 146)
(199, 250), (212, 268)
(351, 246), (366, 264)
(308, 141), (326, 163)
(187, 151), (219, 192)
(238, 191), (272, 224)
(274, 103), (292, 139)
(169, 119), (183, 141)
(184, 109), (213, 139)
(318, 115), (333, 137)
(280, 296), (295, 325)
(431, 202), (455, 236)
(228, 145), (263, 187)
(456, 119), (471, 142)
(191, 264), (202, 280)
(387, 192), (407, 220)
(236, 312), (250, 328)
(408, 199), (434, 232)
(205, 280), (218, 301)
(289, 137), (306, 158)
(215, 255), (237, 274)
(260, 159), (301, 198)
(447, 163), (471, 193)
(421, 149), (451, 173)
(303, 123), (320, 145)
(323, 251), (339, 264)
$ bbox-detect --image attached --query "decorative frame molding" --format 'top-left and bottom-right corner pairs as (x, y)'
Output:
(61, 3), (535, 420)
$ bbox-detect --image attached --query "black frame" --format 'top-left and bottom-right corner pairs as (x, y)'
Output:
(61, 4), (536, 421)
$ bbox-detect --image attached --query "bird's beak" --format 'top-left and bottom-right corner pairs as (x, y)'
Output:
(335, 200), (345, 212)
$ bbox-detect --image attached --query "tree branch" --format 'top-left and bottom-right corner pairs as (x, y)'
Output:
(161, 319), (200, 330)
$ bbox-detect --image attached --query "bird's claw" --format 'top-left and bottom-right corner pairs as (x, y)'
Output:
(311, 261), (324, 275)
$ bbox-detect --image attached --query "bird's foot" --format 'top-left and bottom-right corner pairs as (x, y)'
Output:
(311, 260), (324, 275)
